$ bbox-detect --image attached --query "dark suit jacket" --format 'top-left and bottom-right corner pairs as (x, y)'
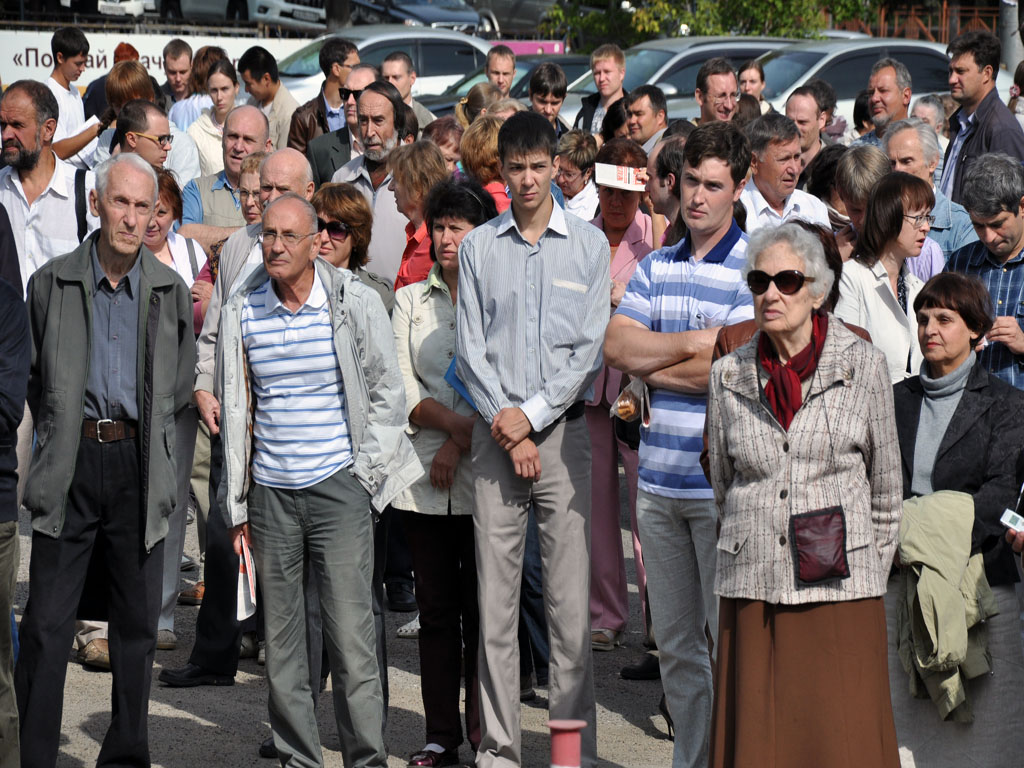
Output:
(0, 204), (20, 295)
(894, 360), (1024, 586)
(307, 128), (352, 189)
(944, 87), (1024, 204)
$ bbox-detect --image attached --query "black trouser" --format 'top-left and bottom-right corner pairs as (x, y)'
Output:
(16, 437), (162, 768)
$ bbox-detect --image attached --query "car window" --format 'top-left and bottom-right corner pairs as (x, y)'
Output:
(358, 42), (408, 70)
(815, 52), (883, 101)
(657, 50), (772, 97)
(894, 50), (951, 94)
(569, 48), (674, 94)
(278, 40), (325, 78)
(420, 42), (484, 77)
(759, 50), (826, 100)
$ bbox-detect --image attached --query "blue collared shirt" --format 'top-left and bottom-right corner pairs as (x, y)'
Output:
(946, 240), (1024, 389)
(324, 93), (344, 133)
(84, 245), (140, 421)
(181, 170), (240, 226)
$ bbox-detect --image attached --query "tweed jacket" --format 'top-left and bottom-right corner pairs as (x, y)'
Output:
(707, 318), (902, 604)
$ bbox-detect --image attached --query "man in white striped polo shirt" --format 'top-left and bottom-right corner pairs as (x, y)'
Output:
(605, 121), (754, 768)
(216, 193), (420, 767)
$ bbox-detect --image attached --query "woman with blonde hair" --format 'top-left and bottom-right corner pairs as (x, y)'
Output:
(459, 115), (508, 212)
(454, 82), (502, 128)
(388, 141), (451, 289)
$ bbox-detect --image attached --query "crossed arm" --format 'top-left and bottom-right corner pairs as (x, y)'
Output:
(603, 314), (720, 395)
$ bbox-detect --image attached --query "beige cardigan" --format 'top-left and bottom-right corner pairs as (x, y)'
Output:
(707, 318), (902, 605)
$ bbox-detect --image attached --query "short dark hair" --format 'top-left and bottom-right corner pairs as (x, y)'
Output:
(805, 143), (848, 204)
(805, 78), (837, 117)
(498, 110), (557, 162)
(856, 172), (935, 268)
(206, 58), (238, 88)
(961, 152), (1024, 218)
(695, 57), (736, 95)
(320, 38), (357, 77)
(163, 39), (192, 62)
(383, 50), (416, 75)
(238, 45), (279, 83)
(914, 272), (995, 341)
(853, 89), (872, 131)
(624, 85), (667, 119)
(655, 134), (688, 197)
(116, 99), (166, 150)
(425, 177), (499, 261)
(947, 30), (1001, 75)
(664, 119), (695, 140)
(594, 137), (646, 169)
(2, 80), (59, 128)
(358, 80), (407, 133)
(746, 113), (799, 156)
(788, 85), (822, 113)
(683, 121), (751, 186)
(51, 27), (89, 61)
(529, 62), (567, 99)
(422, 115), (464, 148)
(599, 99), (628, 143)
(737, 59), (764, 82)
(401, 104), (419, 141)
(156, 167), (183, 223)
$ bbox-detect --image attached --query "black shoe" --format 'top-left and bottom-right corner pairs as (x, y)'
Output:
(386, 582), (417, 613)
(620, 651), (660, 680)
(158, 663), (234, 688)
(259, 736), (277, 759)
(658, 693), (674, 740)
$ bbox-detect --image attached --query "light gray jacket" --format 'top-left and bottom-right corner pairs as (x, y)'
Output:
(216, 258), (422, 525)
(707, 319), (902, 604)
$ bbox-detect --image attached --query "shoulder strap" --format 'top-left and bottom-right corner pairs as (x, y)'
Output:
(185, 237), (199, 280)
(75, 168), (87, 243)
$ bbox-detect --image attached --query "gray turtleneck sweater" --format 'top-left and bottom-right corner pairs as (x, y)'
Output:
(911, 354), (975, 496)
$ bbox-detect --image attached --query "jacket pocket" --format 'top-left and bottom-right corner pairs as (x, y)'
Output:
(716, 523), (750, 557)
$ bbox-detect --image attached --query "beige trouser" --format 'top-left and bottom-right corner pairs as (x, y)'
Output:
(471, 416), (597, 768)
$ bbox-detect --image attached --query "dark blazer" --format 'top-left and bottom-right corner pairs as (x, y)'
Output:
(0, 203), (20, 295)
(894, 360), (1024, 585)
(306, 127), (352, 189)
(0, 278), (29, 521)
(943, 87), (1024, 204)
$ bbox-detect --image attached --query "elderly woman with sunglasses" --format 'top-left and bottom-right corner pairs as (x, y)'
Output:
(311, 182), (394, 313)
(834, 172), (933, 383)
(706, 222), (901, 768)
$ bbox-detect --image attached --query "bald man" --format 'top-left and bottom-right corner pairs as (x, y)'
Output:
(160, 148), (316, 691)
(179, 105), (273, 254)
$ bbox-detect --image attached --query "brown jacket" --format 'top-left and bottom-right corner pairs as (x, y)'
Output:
(287, 88), (330, 155)
(706, 319), (901, 604)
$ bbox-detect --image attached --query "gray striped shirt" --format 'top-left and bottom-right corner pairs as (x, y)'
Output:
(455, 199), (610, 430)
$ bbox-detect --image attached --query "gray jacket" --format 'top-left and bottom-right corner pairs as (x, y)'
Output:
(216, 258), (422, 524)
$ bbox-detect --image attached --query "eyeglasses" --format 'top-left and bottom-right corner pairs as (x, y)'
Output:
(712, 92), (740, 107)
(238, 188), (260, 203)
(317, 217), (351, 240)
(259, 230), (318, 248)
(555, 167), (582, 183)
(131, 131), (174, 147)
(746, 269), (815, 296)
(903, 213), (936, 228)
(340, 87), (365, 102)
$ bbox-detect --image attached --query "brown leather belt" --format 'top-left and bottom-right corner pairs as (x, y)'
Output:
(81, 419), (137, 443)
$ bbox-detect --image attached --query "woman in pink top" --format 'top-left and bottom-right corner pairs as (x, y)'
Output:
(587, 137), (654, 652)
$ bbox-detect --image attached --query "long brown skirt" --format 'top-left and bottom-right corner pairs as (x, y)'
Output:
(710, 596), (899, 768)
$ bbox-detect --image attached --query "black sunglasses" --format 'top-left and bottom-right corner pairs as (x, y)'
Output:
(746, 269), (815, 296)
(317, 218), (351, 240)
(340, 87), (365, 102)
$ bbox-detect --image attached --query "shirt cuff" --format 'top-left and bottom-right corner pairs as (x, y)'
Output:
(519, 393), (555, 433)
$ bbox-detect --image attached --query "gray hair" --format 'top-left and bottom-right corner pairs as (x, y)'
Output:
(961, 152), (1024, 218)
(258, 148), (315, 189)
(871, 57), (912, 92)
(883, 117), (942, 165)
(743, 223), (834, 301)
(912, 94), (945, 128)
(224, 104), (270, 145)
(94, 153), (158, 204)
(262, 192), (317, 232)
(745, 113), (799, 157)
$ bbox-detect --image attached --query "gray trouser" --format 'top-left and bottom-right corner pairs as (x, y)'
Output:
(159, 406), (199, 631)
(249, 467), (386, 768)
(471, 417), (596, 768)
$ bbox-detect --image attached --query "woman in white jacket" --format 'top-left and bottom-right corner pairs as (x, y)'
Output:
(188, 58), (240, 177)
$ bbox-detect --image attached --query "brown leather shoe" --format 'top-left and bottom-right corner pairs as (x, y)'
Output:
(78, 639), (110, 671)
(178, 581), (204, 605)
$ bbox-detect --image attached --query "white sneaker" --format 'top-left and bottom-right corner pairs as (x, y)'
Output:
(397, 614), (420, 639)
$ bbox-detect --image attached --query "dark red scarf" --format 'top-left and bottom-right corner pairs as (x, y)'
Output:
(757, 311), (828, 430)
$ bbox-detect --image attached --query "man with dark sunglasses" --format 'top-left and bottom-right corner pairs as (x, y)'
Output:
(604, 121), (754, 768)
(307, 65), (380, 188)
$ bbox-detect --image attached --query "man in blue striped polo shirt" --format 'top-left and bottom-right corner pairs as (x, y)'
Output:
(605, 121), (754, 768)
(217, 192), (420, 767)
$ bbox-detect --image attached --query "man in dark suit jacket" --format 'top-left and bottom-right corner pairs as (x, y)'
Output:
(307, 127), (351, 189)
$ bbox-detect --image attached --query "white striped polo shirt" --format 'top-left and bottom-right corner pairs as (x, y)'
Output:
(241, 273), (353, 490)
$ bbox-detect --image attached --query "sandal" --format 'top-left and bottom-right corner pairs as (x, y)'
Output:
(591, 628), (624, 651)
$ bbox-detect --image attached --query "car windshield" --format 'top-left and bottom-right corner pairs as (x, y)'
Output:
(568, 48), (675, 94)
(758, 50), (826, 99)
(279, 40), (327, 78)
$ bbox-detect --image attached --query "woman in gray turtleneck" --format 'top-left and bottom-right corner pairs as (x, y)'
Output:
(890, 272), (1024, 764)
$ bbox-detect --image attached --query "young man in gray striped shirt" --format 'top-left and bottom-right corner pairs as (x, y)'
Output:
(456, 111), (610, 768)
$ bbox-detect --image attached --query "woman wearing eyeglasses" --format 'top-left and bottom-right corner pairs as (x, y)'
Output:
(834, 172), (934, 383)
(189, 58), (242, 177)
(311, 183), (395, 314)
(706, 222), (901, 768)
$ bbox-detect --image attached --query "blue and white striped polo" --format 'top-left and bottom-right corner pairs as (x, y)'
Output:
(616, 221), (754, 499)
(241, 273), (353, 490)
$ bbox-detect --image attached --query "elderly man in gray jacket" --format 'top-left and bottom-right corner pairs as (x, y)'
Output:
(218, 193), (419, 767)
(15, 153), (195, 768)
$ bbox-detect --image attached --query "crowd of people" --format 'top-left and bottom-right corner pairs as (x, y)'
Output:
(3, 21), (1024, 768)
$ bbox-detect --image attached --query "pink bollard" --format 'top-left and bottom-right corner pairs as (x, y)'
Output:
(548, 719), (588, 768)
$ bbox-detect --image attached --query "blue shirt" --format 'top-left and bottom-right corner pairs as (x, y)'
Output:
(84, 246), (140, 421)
(946, 241), (1024, 389)
(929, 186), (978, 259)
(181, 170), (240, 227)
(324, 93), (344, 133)
(616, 221), (754, 498)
